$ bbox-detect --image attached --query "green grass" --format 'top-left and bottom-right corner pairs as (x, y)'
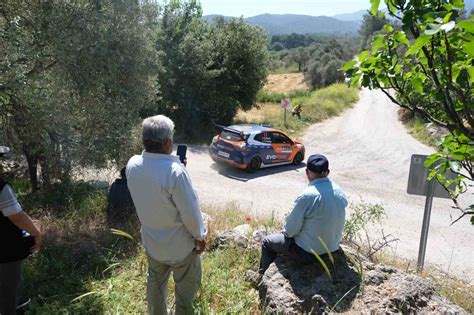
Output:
(237, 83), (359, 138)
(269, 62), (300, 74)
(17, 184), (266, 314)
(256, 88), (310, 103)
(13, 181), (472, 314)
(405, 118), (439, 147)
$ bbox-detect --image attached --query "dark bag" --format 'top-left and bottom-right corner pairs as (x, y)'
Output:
(0, 180), (33, 263)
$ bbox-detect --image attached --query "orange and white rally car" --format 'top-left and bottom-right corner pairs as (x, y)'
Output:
(209, 124), (305, 172)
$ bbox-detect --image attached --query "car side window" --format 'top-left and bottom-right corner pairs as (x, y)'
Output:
(254, 133), (263, 142)
(279, 133), (292, 144)
(260, 132), (271, 143)
(270, 132), (291, 144)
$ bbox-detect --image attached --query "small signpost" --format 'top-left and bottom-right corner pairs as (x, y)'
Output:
(407, 154), (455, 273)
(281, 98), (291, 126)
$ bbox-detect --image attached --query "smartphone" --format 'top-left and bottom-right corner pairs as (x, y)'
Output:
(177, 144), (187, 163)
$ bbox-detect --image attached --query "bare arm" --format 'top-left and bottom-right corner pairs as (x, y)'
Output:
(7, 211), (42, 251)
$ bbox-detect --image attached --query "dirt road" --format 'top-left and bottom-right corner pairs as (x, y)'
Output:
(186, 89), (474, 282)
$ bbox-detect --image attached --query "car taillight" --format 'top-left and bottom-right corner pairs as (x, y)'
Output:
(235, 142), (249, 153)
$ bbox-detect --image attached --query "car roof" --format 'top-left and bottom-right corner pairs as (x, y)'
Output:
(224, 124), (273, 135)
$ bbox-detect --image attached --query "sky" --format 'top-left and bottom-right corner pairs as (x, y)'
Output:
(199, 0), (371, 17)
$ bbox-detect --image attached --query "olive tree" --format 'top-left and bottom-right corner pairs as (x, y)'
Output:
(1, 1), (158, 189)
(342, 0), (473, 224)
(154, 0), (269, 137)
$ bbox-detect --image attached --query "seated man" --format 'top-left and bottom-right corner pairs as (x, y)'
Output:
(258, 154), (348, 275)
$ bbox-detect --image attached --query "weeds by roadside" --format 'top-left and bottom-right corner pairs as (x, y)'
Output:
(397, 108), (446, 148)
(237, 83), (359, 138)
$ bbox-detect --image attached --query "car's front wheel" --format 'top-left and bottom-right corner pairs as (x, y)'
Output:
(246, 157), (261, 173)
(293, 151), (304, 165)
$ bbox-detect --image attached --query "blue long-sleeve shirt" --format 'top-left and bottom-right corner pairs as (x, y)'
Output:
(284, 177), (348, 255)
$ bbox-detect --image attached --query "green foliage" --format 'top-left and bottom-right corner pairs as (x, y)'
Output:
(154, 1), (269, 138)
(343, 0), (474, 224)
(358, 11), (391, 50)
(268, 36), (359, 77)
(256, 89), (310, 103)
(1, 1), (158, 188)
(405, 118), (441, 147)
(304, 38), (358, 88)
(238, 84), (358, 137)
(343, 203), (385, 243)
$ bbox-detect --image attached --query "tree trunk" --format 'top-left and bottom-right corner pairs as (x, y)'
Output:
(23, 148), (39, 191)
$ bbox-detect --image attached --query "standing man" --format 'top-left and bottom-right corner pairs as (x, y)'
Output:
(126, 115), (206, 315)
(0, 146), (42, 314)
(258, 154), (348, 275)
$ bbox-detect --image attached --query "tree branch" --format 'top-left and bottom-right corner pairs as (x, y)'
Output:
(450, 211), (474, 226)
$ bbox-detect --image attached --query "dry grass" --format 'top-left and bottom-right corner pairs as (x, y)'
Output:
(264, 73), (308, 92)
(377, 253), (474, 312)
(236, 83), (359, 138)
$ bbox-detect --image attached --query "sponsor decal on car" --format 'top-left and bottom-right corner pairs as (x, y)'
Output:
(218, 151), (230, 158)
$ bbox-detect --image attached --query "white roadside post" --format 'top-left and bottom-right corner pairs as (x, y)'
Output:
(281, 98), (291, 126)
(407, 154), (456, 274)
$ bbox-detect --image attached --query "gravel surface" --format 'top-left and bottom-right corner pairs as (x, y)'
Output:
(185, 89), (474, 282)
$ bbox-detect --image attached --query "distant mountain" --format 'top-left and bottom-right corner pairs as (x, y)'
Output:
(332, 0), (473, 22)
(204, 14), (358, 36)
(332, 10), (367, 22)
(465, 0), (474, 12)
(204, 0), (473, 36)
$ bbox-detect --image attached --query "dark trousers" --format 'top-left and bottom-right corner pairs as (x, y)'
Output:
(0, 260), (23, 315)
(259, 233), (316, 274)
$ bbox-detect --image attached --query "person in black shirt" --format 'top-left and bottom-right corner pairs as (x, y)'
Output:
(106, 167), (135, 224)
(0, 146), (42, 315)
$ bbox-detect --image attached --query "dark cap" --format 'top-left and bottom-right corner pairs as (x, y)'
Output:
(306, 154), (329, 173)
(0, 146), (10, 156)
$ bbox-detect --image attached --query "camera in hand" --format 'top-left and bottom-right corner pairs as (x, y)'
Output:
(23, 231), (35, 250)
(177, 144), (187, 163)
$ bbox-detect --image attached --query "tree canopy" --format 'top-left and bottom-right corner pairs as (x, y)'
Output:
(1, 0), (158, 189)
(1, 0), (269, 188)
(154, 0), (269, 137)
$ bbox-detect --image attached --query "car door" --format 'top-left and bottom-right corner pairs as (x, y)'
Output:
(255, 132), (276, 164)
(269, 132), (294, 163)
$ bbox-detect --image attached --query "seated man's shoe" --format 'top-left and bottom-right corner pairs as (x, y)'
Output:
(16, 296), (31, 310)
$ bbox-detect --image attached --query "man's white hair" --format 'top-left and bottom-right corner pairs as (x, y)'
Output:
(142, 115), (175, 143)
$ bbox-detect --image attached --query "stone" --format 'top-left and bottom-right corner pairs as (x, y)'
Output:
(233, 224), (252, 236)
(213, 226), (276, 250)
(212, 228), (467, 313)
(258, 248), (467, 314)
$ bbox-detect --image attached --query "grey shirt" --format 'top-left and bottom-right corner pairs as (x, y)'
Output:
(127, 152), (206, 264)
(0, 184), (22, 216)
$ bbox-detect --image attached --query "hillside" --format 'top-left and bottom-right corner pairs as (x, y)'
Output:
(204, 14), (358, 35)
(205, 0), (474, 35)
(332, 10), (367, 22)
(263, 73), (307, 93)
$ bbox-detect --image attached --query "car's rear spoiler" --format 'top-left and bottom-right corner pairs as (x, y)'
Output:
(215, 124), (246, 139)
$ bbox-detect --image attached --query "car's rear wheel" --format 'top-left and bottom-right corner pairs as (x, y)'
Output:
(293, 151), (304, 165)
(246, 157), (261, 173)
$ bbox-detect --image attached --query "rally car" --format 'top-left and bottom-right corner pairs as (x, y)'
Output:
(209, 124), (305, 172)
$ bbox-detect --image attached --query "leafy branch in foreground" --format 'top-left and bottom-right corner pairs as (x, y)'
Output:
(342, 0), (473, 224)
